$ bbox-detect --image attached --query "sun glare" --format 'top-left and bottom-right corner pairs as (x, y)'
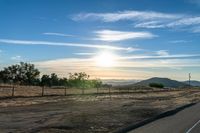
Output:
(94, 51), (117, 67)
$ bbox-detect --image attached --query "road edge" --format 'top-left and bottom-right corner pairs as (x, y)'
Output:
(114, 102), (197, 133)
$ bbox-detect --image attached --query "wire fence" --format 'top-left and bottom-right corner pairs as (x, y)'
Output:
(0, 84), (186, 98)
(0, 84), (127, 97)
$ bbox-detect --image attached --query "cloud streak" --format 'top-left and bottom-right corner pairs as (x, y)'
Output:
(73, 52), (96, 55)
(156, 50), (169, 56)
(35, 56), (200, 79)
(93, 30), (156, 42)
(169, 40), (191, 44)
(120, 54), (200, 60)
(134, 21), (166, 28)
(72, 10), (200, 32)
(43, 32), (74, 37)
(167, 17), (200, 27)
(72, 10), (180, 22)
(11, 55), (22, 61)
(135, 16), (200, 29)
(35, 52), (200, 70)
(0, 39), (138, 51)
(35, 58), (153, 79)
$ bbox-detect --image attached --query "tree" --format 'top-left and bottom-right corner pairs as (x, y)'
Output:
(69, 72), (89, 81)
(59, 78), (68, 86)
(20, 62), (40, 85)
(0, 62), (102, 91)
(149, 83), (164, 88)
(91, 79), (103, 93)
(50, 73), (59, 86)
(0, 70), (9, 83)
(41, 74), (68, 87)
(0, 62), (40, 85)
(68, 72), (90, 88)
(41, 75), (51, 87)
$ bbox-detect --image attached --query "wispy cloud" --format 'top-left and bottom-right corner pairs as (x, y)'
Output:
(116, 59), (200, 68)
(136, 16), (200, 31)
(120, 54), (200, 60)
(93, 30), (156, 42)
(73, 10), (200, 33)
(73, 52), (96, 55)
(135, 16), (200, 29)
(0, 39), (138, 52)
(11, 55), (22, 61)
(43, 32), (74, 37)
(72, 10), (180, 22)
(35, 58), (153, 79)
(167, 17), (200, 27)
(191, 26), (200, 33)
(72, 50), (199, 60)
(35, 55), (200, 79)
(33, 47), (200, 79)
(156, 50), (169, 56)
(35, 52), (200, 69)
(134, 21), (166, 28)
(169, 40), (191, 43)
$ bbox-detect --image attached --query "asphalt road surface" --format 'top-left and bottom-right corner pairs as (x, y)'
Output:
(129, 103), (200, 133)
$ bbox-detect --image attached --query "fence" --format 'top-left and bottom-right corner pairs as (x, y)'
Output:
(0, 85), (126, 97)
(0, 84), (183, 98)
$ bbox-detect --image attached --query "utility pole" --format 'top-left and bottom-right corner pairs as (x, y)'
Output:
(189, 73), (191, 89)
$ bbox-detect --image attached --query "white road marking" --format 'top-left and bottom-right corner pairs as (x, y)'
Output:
(186, 119), (200, 133)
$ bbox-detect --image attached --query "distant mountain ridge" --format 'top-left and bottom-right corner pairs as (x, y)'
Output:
(134, 77), (187, 88)
(102, 78), (200, 88)
(102, 79), (139, 86)
(183, 80), (200, 87)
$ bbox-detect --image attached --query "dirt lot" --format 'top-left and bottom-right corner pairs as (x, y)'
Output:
(0, 88), (200, 133)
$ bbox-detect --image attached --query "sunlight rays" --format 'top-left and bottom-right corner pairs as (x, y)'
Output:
(93, 51), (118, 67)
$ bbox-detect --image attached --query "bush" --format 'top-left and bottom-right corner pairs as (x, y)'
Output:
(149, 83), (164, 88)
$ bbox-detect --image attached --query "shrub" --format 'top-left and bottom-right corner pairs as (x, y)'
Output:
(149, 83), (164, 88)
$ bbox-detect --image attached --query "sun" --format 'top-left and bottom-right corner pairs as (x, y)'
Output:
(94, 51), (117, 67)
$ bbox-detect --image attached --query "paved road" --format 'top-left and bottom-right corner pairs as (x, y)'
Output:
(129, 103), (200, 133)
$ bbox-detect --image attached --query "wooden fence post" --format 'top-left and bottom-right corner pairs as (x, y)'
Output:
(12, 85), (15, 97)
(42, 86), (44, 96)
(97, 87), (99, 94)
(64, 87), (67, 96)
(82, 88), (84, 95)
(109, 87), (111, 100)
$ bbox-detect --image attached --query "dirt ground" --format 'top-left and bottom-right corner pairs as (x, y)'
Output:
(0, 89), (200, 133)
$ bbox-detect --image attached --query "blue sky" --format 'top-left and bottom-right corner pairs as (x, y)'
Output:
(0, 0), (200, 80)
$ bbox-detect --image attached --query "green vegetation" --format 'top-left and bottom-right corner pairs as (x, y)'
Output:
(0, 62), (40, 85)
(0, 62), (102, 88)
(149, 83), (164, 88)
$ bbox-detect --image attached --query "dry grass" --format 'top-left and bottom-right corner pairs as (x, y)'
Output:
(1, 86), (200, 133)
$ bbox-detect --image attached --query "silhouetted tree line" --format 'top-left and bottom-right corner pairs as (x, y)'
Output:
(0, 62), (40, 85)
(0, 62), (102, 88)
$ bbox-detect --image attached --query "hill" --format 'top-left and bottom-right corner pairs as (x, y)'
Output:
(134, 77), (187, 88)
(183, 80), (200, 87)
(102, 79), (139, 86)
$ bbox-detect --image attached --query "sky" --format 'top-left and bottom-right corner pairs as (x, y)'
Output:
(0, 0), (200, 80)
